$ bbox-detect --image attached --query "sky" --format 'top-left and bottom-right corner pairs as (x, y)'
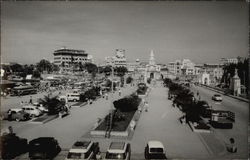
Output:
(1, 1), (249, 65)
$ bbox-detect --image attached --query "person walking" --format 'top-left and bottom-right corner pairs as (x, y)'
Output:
(105, 93), (108, 100)
(29, 96), (33, 104)
(145, 101), (149, 112)
(226, 138), (237, 153)
(118, 89), (121, 96)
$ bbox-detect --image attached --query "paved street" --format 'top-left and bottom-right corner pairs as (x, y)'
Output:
(131, 83), (210, 159)
(191, 85), (249, 159)
(1, 82), (248, 159)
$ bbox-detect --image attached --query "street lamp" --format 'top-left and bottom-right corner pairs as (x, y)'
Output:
(106, 63), (115, 138)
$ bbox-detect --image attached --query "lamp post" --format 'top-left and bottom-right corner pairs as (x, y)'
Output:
(107, 63), (114, 137)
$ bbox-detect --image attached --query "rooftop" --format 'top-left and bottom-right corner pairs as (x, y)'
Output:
(148, 141), (164, 149)
(108, 142), (127, 153)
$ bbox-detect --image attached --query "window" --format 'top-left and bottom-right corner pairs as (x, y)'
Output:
(67, 152), (83, 159)
(150, 148), (163, 153)
(105, 152), (125, 159)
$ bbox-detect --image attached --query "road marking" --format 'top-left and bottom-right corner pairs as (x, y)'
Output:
(161, 112), (167, 119)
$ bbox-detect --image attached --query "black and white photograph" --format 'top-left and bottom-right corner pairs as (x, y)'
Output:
(0, 1), (249, 159)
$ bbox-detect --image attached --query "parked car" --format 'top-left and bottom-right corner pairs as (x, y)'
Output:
(212, 94), (222, 102)
(105, 142), (131, 160)
(1, 108), (30, 121)
(33, 102), (49, 113)
(22, 105), (43, 117)
(0, 133), (28, 159)
(29, 137), (61, 160)
(144, 141), (167, 159)
(66, 141), (100, 160)
(67, 93), (80, 102)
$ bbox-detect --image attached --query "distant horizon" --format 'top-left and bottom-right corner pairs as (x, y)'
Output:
(1, 1), (248, 65)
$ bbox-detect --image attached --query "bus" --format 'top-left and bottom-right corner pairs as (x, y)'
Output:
(10, 85), (37, 96)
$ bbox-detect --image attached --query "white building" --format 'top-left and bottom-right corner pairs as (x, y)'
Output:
(144, 50), (161, 81)
(220, 58), (238, 65)
(105, 49), (127, 67)
(167, 60), (181, 75)
(53, 47), (93, 72)
(181, 59), (195, 75)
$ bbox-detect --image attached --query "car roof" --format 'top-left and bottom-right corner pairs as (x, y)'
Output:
(69, 141), (92, 153)
(148, 141), (164, 149)
(108, 142), (127, 153)
(9, 108), (23, 112)
(30, 137), (56, 144)
(22, 105), (37, 108)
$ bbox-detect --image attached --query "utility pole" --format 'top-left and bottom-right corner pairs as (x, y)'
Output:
(106, 63), (114, 138)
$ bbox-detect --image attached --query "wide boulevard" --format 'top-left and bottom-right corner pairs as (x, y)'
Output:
(1, 81), (248, 159)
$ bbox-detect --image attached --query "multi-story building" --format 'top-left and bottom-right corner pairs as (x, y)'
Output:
(105, 49), (127, 67)
(53, 47), (92, 72)
(167, 60), (181, 75)
(181, 59), (195, 75)
(220, 58), (238, 65)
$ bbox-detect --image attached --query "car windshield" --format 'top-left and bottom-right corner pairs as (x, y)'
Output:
(106, 152), (125, 159)
(150, 148), (163, 153)
(67, 152), (85, 159)
(214, 95), (221, 97)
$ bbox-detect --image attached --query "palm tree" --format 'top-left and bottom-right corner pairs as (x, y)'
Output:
(38, 95), (65, 115)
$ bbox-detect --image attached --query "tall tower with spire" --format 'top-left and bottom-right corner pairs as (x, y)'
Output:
(149, 50), (155, 66)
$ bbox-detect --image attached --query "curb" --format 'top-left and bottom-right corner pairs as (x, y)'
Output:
(30, 115), (58, 124)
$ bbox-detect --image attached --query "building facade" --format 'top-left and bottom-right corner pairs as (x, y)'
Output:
(144, 50), (161, 82)
(105, 49), (127, 67)
(53, 48), (92, 72)
(220, 58), (238, 65)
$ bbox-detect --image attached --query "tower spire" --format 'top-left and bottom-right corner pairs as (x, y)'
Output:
(149, 50), (155, 65)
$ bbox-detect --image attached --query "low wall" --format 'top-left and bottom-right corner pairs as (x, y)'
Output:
(30, 114), (59, 124)
(188, 122), (211, 133)
(90, 101), (144, 138)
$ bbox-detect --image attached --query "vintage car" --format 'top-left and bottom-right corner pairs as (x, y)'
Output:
(144, 141), (167, 160)
(105, 142), (131, 160)
(66, 141), (99, 160)
(1, 108), (30, 121)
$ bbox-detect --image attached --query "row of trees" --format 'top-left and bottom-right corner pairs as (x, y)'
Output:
(164, 78), (210, 123)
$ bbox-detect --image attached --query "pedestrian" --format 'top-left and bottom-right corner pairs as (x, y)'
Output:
(8, 126), (13, 134)
(20, 101), (24, 106)
(29, 96), (33, 104)
(118, 89), (121, 96)
(105, 93), (108, 100)
(87, 98), (89, 104)
(145, 101), (149, 112)
(226, 138), (237, 153)
(100, 90), (103, 97)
